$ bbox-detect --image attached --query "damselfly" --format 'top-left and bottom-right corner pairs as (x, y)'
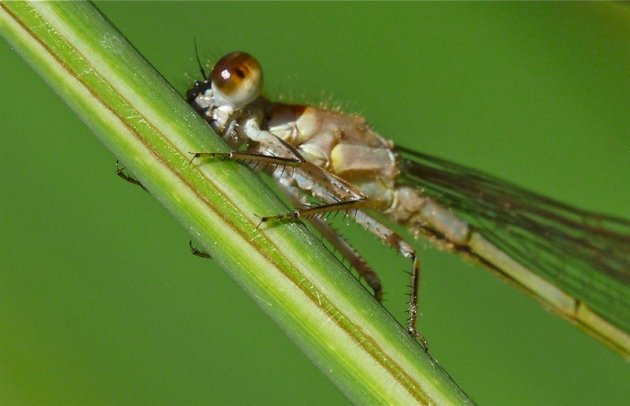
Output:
(186, 51), (630, 354)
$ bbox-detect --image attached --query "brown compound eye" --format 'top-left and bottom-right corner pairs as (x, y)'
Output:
(211, 51), (263, 108)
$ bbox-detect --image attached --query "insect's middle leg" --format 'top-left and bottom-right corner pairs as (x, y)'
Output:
(309, 216), (383, 302)
(276, 180), (383, 301)
(258, 198), (367, 224)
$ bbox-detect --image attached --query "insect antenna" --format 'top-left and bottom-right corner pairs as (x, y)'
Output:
(193, 37), (207, 79)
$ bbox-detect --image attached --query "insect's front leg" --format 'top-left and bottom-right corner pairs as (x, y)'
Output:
(189, 150), (302, 168)
(190, 149), (362, 222)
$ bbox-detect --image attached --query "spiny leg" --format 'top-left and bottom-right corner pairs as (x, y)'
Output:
(258, 199), (366, 225)
(351, 210), (428, 350)
(188, 151), (302, 167)
(272, 183), (427, 348)
(189, 150), (368, 227)
(276, 180), (383, 301)
(259, 162), (369, 224)
(189, 148), (395, 327)
(189, 150), (366, 216)
(187, 149), (308, 256)
(309, 216), (383, 302)
(190, 148), (425, 346)
(234, 152), (385, 304)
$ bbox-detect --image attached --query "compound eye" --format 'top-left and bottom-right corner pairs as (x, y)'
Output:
(211, 52), (263, 108)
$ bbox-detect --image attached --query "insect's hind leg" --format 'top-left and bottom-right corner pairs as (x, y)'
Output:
(115, 160), (147, 191)
(352, 210), (428, 350)
(189, 240), (212, 259)
(269, 196), (428, 348)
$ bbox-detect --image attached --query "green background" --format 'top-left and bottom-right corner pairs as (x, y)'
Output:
(2, 2), (629, 404)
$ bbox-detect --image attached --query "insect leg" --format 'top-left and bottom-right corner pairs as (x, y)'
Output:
(310, 217), (383, 302)
(188, 151), (302, 167)
(189, 240), (212, 259)
(259, 199), (366, 223)
(277, 180), (383, 301)
(272, 178), (427, 347)
(352, 210), (428, 349)
(259, 160), (369, 223)
(115, 160), (147, 191)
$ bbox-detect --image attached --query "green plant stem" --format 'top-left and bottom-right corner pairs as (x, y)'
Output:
(0, 2), (473, 404)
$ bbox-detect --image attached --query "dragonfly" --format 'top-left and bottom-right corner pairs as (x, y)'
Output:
(185, 51), (630, 355)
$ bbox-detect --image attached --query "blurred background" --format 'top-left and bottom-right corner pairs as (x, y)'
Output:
(1, 3), (629, 404)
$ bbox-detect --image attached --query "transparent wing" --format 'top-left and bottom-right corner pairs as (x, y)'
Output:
(395, 145), (630, 333)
